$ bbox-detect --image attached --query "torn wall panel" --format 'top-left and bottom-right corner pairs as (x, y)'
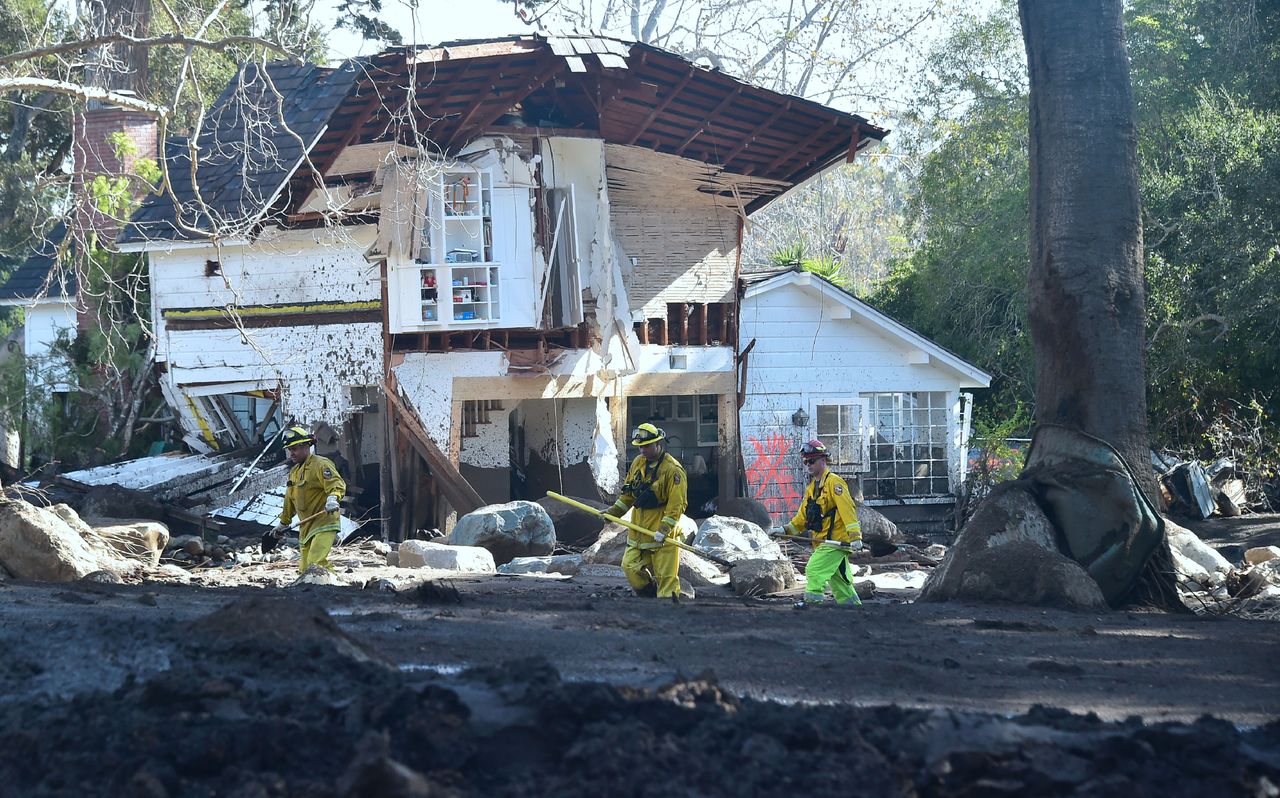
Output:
(164, 323), (383, 429)
(148, 227), (380, 312)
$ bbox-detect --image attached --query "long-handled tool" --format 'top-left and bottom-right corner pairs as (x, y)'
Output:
(768, 530), (868, 554)
(261, 508), (328, 554)
(545, 491), (736, 568)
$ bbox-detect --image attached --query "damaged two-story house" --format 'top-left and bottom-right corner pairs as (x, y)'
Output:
(118, 34), (893, 539)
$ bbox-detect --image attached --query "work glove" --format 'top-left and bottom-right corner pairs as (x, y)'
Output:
(848, 539), (864, 551)
(325, 495), (340, 513)
(652, 530), (667, 544)
(769, 526), (788, 538)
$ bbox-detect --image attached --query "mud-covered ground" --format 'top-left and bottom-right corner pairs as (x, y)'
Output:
(1, 541), (1278, 797)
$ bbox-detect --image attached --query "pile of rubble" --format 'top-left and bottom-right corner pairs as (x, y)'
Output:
(1164, 518), (1280, 615)
(1156, 455), (1257, 519)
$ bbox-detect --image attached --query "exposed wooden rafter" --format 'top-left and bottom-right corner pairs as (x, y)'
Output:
(626, 69), (696, 146)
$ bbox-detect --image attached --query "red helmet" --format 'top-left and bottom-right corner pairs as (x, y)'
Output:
(800, 439), (829, 460)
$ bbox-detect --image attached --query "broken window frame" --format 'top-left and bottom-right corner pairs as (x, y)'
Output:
(812, 397), (870, 481)
(860, 391), (951, 499)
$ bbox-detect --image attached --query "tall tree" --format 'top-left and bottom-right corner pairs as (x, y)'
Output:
(1018, 0), (1154, 498)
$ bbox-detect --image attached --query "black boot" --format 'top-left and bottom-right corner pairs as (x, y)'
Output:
(634, 583), (657, 598)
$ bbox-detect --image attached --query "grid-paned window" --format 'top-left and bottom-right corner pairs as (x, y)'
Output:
(861, 391), (950, 498)
(814, 402), (864, 470)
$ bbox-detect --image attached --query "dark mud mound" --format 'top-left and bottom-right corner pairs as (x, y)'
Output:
(0, 645), (1276, 797)
(192, 593), (393, 671)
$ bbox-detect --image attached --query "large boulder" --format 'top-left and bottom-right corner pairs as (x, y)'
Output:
(93, 521), (170, 567)
(497, 555), (582, 576)
(0, 498), (125, 581)
(855, 502), (904, 555)
(580, 516), (697, 566)
(920, 484), (1106, 609)
(1166, 520), (1232, 587)
(536, 495), (609, 548)
(679, 551), (725, 588)
(693, 516), (784, 562)
(729, 558), (797, 597)
(716, 497), (774, 532)
(397, 540), (495, 573)
(448, 501), (555, 565)
(581, 524), (629, 565)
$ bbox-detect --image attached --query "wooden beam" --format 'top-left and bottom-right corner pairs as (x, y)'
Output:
(846, 125), (862, 164)
(722, 100), (792, 166)
(626, 69), (696, 146)
(450, 57), (566, 150)
(697, 303), (709, 346)
(759, 116), (840, 176)
(675, 89), (741, 157)
(637, 319), (649, 344)
(384, 379), (484, 514)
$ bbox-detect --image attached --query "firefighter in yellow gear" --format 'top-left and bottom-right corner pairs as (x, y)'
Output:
(607, 422), (688, 601)
(779, 439), (863, 608)
(276, 425), (346, 573)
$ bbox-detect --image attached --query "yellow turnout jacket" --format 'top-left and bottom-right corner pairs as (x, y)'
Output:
(784, 468), (862, 547)
(609, 452), (688, 550)
(281, 454), (346, 540)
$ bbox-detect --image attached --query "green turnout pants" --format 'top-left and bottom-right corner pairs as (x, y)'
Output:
(804, 545), (861, 605)
(621, 542), (682, 598)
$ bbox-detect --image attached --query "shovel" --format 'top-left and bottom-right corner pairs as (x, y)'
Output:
(260, 509), (328, 554)
(768, 530), (869, 554)
(545, 491), (736, 568)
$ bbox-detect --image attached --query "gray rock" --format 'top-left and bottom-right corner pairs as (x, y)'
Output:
(498, 555), (583, 576)
(81, 570), (123, 584)
(729, 558), (798, 597)
(398, 540), (495, 573)
(576, 563), (626, 578)
(716, 497), (775, 531)
(920, 484), (1107, 609)
(679, 552), (725, 588)
(537, 495), (608, 547)
(448, 501), (555, 565)
(693, 516), (784, 562)
(855, 502), (904, 555)
(581, 524), (629, 566)
(0, 498), (112, 581)
(385, 550), (400, 568)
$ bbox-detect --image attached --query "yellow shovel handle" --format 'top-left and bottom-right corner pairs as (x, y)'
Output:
(545, 491), (735, 568)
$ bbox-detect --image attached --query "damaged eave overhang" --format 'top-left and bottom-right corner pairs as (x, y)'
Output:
(290, 33), (889, 215)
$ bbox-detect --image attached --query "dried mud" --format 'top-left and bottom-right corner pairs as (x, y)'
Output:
(0, 567), (1277, 797)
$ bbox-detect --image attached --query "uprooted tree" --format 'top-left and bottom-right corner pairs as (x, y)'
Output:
(921, 0), (1179, 610)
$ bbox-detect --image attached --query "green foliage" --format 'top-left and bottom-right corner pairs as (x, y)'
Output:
(1142, 88), (1280, 445)
(872, 0), (1280, 460)
(767, 243), (853, 289)
(869, 10), (1033, 410)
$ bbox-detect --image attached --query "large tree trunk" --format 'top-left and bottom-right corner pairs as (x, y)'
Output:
(1019, 0), (1156, 501)
(923, 1), (1182, 610)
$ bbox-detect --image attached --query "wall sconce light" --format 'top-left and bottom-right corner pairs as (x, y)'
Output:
(629, 256), (639, 267)
(792, 407), (809, 427)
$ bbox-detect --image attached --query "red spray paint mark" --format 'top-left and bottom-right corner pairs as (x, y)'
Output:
(745, 432), (802, 521)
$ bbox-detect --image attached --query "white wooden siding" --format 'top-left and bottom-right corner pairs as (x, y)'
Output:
(740, 281), (969, 516)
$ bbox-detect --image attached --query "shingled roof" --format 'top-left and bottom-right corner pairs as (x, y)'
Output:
(123, 34), (888, 245)
(119, 59), (359, 245)
(0, 222), (77, 304)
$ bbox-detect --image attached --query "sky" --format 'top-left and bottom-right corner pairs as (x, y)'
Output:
(322, 0), (526, 60)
